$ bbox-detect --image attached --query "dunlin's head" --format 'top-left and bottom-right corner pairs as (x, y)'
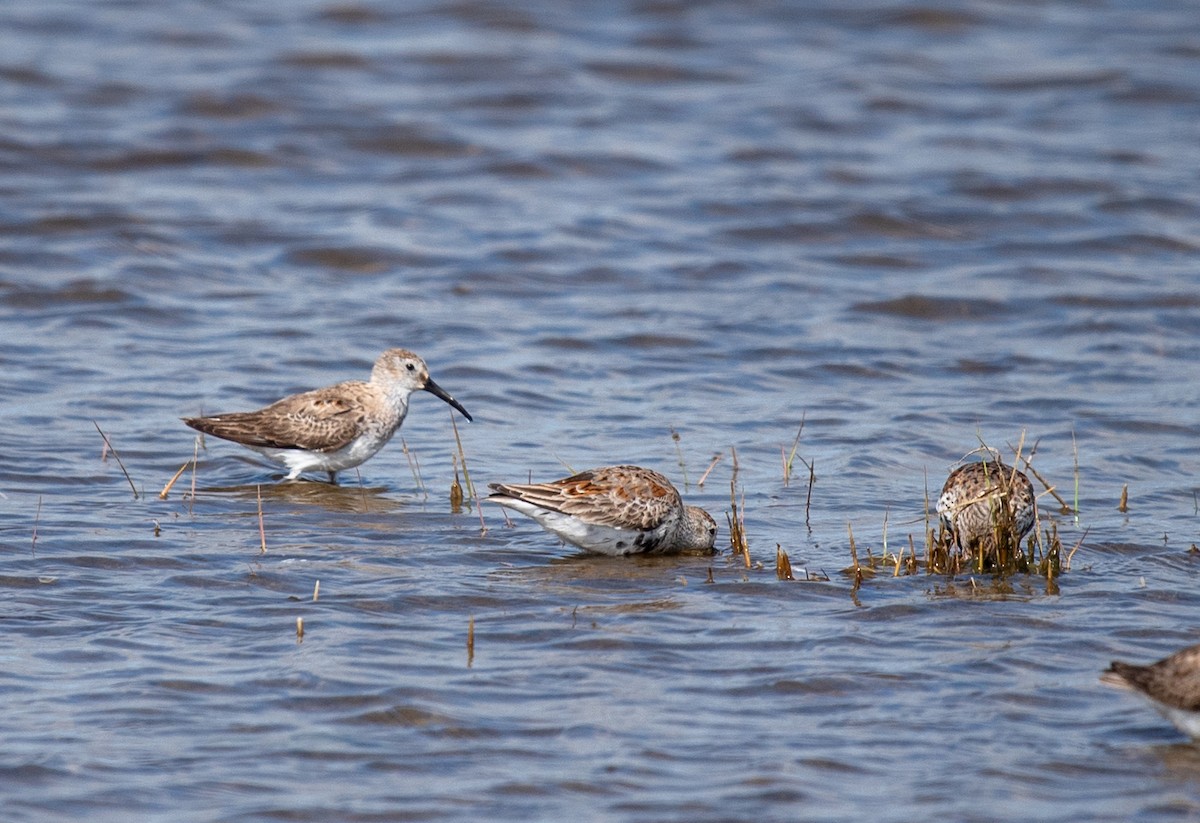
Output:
(372, 348), (472, 421)
(679, 505), (719, 552)
(1101, 643), (1200, 738)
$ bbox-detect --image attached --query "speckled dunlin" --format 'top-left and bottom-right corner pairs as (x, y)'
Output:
(935, 460), (1036, 553)
(184, 348), (471, 482)
(487, 465), (717, 556)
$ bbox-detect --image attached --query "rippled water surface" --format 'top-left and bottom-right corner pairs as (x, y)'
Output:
(4, 0), (1200, 820)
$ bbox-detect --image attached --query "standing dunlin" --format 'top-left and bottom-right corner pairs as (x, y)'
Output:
(935, 460), (1036, 554)
(184, 348), (471, 482)
(487, 465), (717, 556)
(1102, 644), (1200, 738)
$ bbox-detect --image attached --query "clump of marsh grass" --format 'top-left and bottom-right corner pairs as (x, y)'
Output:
(843, 437), (1075, 583)
(776, 544), (831, 583)
(929, 438), (1070, 578)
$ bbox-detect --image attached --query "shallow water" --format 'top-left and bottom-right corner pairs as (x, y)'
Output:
(3, 0), (1200, 820)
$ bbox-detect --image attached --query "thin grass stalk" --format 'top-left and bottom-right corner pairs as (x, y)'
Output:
(189, 436), (199, 515)
(1072, 426), (1080, 519)
(257, 484), (267, 554)
(670, 428), (688, 490)
(449, 413), (475, 500)
(697, 452), (722, 488)
(804, 457), (815, 528)
(782, 416), (806, 486)
(32, 494), (42, 555)
(467, 616), (475, 668)
(94, 421), (138, 499)
(401, 438), (426, 498)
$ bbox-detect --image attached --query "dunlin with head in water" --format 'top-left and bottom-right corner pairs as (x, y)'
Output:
(1102, 643), (1200, 738)
(487, 465), (717, 556)
(184, 348), (471, 482)
(936, 460), (1036, 556)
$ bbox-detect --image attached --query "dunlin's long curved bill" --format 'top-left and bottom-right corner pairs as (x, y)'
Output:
(424, 377), (472, 421)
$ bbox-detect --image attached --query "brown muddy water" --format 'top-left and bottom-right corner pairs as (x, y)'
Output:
(3, 1), (1200, 820)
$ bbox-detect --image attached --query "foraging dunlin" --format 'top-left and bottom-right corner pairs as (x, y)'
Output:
(184, 348), (471, 482)
(1101, 643), (1200, 738)
(935, 460), (1036, 553)
(487, 465), (717, 556)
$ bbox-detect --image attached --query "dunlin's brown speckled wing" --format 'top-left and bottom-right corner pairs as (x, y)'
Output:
(185, 381), (372, 453)
(488, 465), (682, 530)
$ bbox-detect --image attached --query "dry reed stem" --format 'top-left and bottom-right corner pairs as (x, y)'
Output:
(697, 452), (722, 488)
(401, 438), (426, 498)
(800, 456), (815, 528)
(881, 507), (889, 559)
(256, 484), (266, 554)
(1065, 527), (1087, 571)
(847, 523), (865, 590)
(1017, 455), (1071, 514)
(727, 479), (750, 567)
(449, 412), (475, 499)
(776, 544), (794, 580)
(467, 616), (475, 668)
(892, 535), (905, 577)
(296, 616), (304, 641)
(94, 421), (138, 499)
(1118, 484), (1128, 513)
(159, 460), (189, 499)
(739, 487), (749, 568)
(313, 580), (320, 601)
(450, 455), (464, 512)
(189, 436), (198, 514)
(1072, 426), (1080, 516)
(449, 413), (487, 533)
